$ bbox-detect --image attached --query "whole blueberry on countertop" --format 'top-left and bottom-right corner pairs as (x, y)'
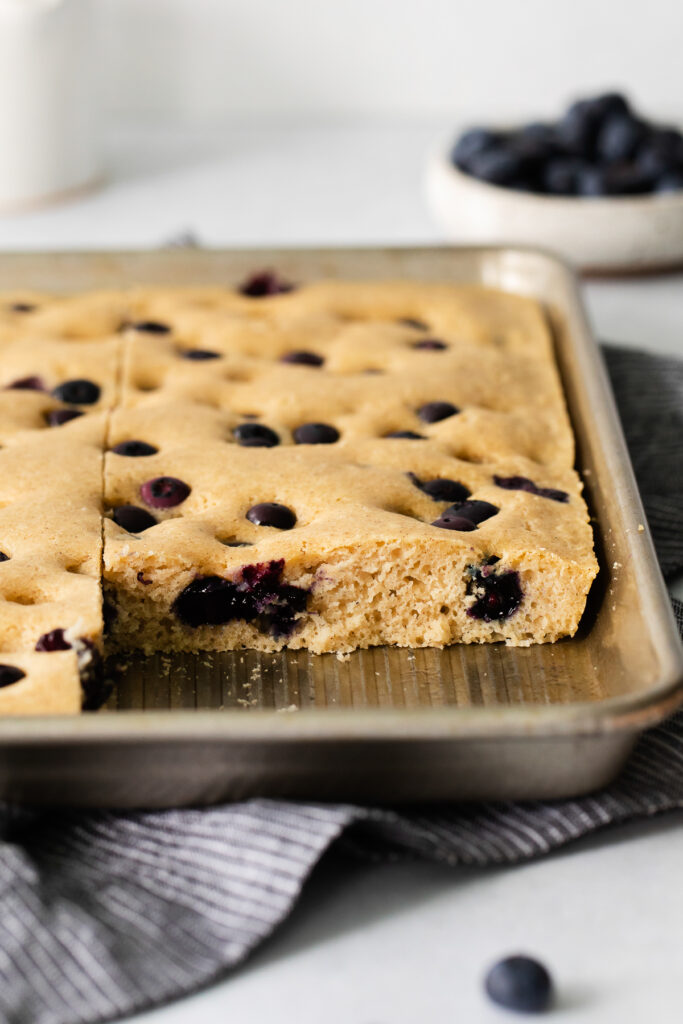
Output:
(140, 476), (190, 509)
(484, 955), (553, 1013)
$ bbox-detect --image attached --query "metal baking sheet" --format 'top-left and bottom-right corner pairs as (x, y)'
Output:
(0, 246), (680, 807)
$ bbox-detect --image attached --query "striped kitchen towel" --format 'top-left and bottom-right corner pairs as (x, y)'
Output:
(0, 344), (681, 1024)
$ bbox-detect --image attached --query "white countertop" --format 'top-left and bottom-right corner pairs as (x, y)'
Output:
(2, 120), (681, 1024)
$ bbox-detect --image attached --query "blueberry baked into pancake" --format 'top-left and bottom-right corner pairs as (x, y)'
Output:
(0, 276), (598, 712)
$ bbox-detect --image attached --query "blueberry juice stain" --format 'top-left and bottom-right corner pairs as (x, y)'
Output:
(173, 559), (309, 638)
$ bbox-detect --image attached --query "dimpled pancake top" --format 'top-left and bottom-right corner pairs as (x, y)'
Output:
(0, 277), (598, 713)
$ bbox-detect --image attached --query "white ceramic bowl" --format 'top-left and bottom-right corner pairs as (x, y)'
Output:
(425, 148), (683, 274)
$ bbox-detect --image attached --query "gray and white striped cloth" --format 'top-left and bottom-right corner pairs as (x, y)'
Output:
(0, 345), (681, 1024)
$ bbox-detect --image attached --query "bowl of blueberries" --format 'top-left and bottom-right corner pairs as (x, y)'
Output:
(425, 92), (683, 272)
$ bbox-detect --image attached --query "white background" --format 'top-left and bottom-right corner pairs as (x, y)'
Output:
(99, 0), (683, 123)
(1, 2), (682, 1021)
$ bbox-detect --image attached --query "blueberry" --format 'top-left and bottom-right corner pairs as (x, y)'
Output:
(6, 376), (46, 391)
(233, 422), (280, 447)
(384, 430), (426, 440)
(280, 350), (324, 366)
(0, 665), (25, 688)
(556, 100), (600, 157)
(418, 401), (459, 423)
(450, 128), (501, 170)
(604, 162), (653, 195)
(173, 562), (308, 637)
(591, 92), (631, 121)
(412, 339), (448, 351)
(239, 271), (294, 297)
(596, 113), (647, 164)
(111, 440), (158, 457)
(293, 422), (340, 444)
(112, 505), (157, 532)
(173, 575), (253, 627)
(418, 478), (471, 503)
(35, 628), (71, 652)
(648, 126), (683, 162)
(654, 170), (683, 193)
(246, 502), (296, 530)
(46, 409), (84, 427)
(131, 321), (171, 334)
(636, 135), (681, 181)
(432, 512), (477, 531)
(509, 124), (558, 169)
(542, 157), (585, 195)
(494, 475), (569, 502)
(140, 476), (191, 509)
(0, 552), (8, 562)
(52, 379), (101, 405)
(398, 317), (429, 330)
(449, 499), (499, 524)
(9, 302), (35, 313)
(484, 955), (553, 1013)
(466, 147), (525, 185)
(576, 165), (609, 196)
(467, 561), (522, 621)
(181, 349), (220, 360)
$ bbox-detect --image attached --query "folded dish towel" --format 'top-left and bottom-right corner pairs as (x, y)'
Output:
(0, 345), (681, 1024)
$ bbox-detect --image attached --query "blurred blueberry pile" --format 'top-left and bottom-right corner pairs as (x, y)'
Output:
(451, 93), (683, 196)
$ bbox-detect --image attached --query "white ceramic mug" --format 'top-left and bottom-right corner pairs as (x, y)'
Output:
(0, 0), (100, 212)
